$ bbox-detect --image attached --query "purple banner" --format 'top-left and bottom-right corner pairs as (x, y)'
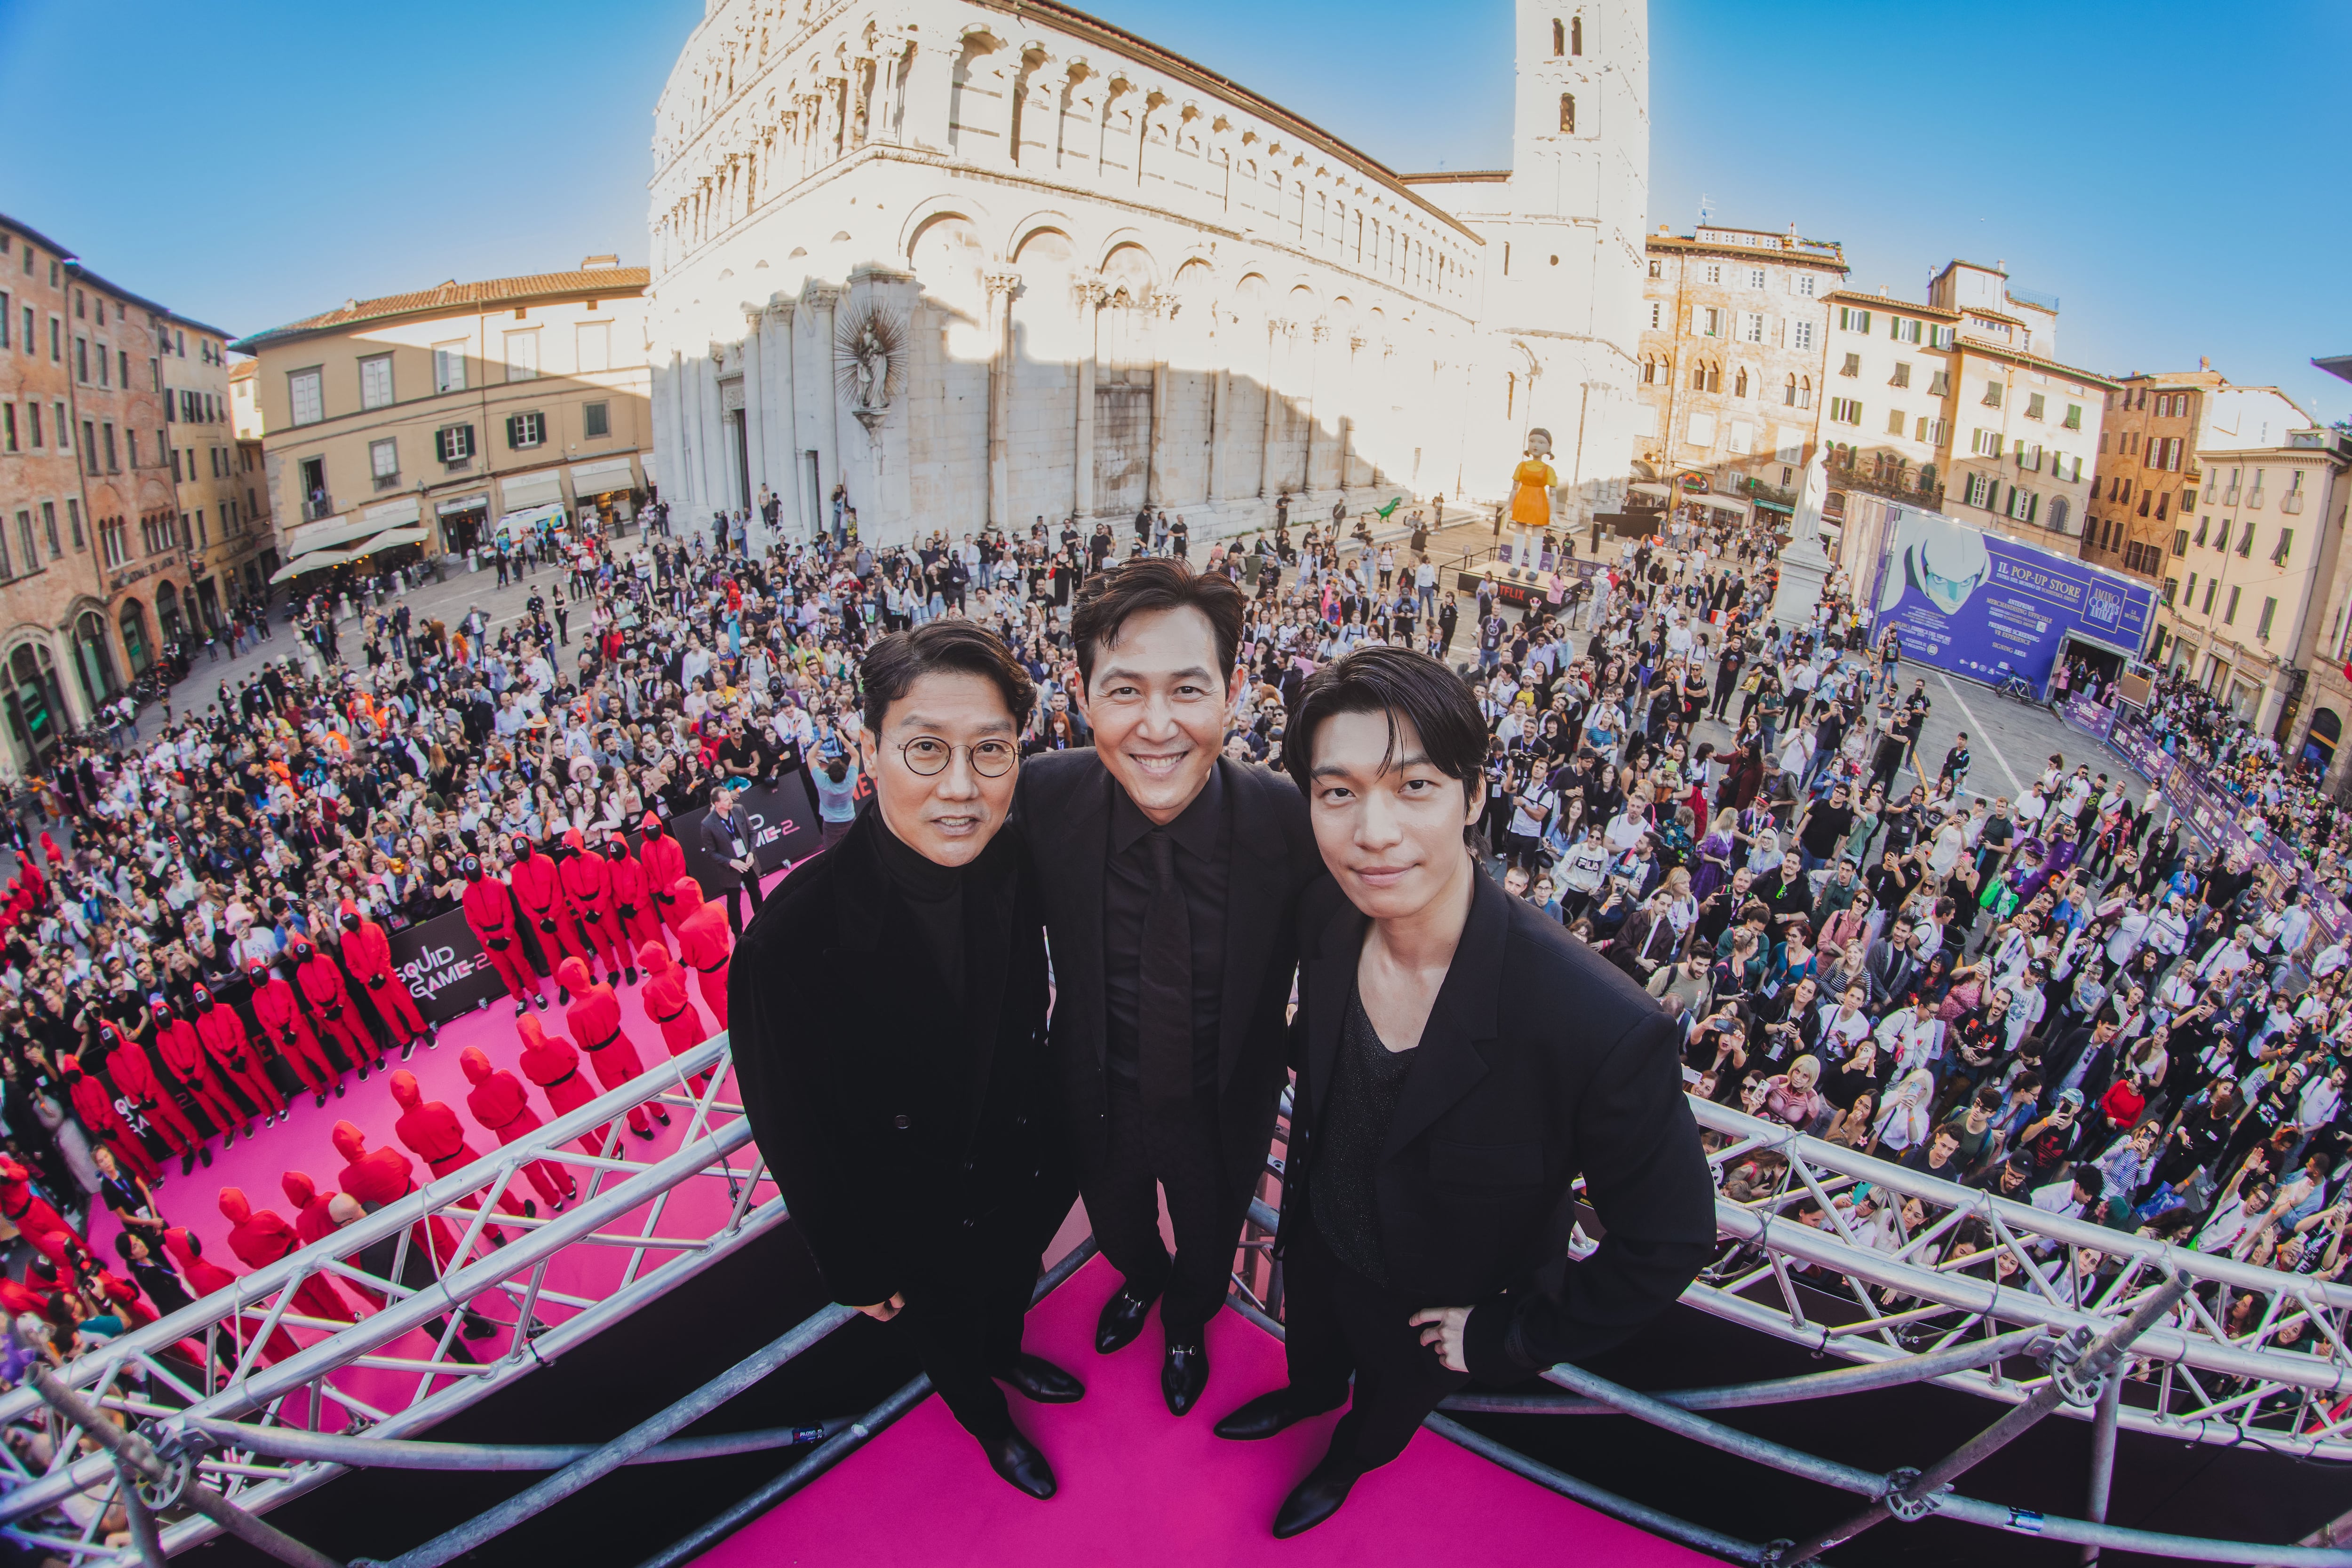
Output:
(2060, 695), (2117, 742)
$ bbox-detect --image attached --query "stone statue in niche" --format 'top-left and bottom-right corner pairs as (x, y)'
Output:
(833, 299), (906, 433)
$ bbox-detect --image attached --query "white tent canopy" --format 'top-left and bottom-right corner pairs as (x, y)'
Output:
(269, 525), (429, 583)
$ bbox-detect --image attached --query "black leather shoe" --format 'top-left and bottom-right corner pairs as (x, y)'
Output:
(1214, 1386), (1342, 1441)
(983, 1427), (1057, 1499)
(1272, 1451), (1361, 1538)
(1162, 1340), (1208, 1417)
(998, 1353), (1086, 1403)
(1094, 1285), (1156, 1354)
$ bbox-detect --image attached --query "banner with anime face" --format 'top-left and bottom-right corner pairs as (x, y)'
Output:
(1866, 504), (2153, 687)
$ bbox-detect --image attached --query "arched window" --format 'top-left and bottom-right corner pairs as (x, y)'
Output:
(1552, 17), (1564, 54)
(1571, 15), (1583, 54)
(1690, 362), (1707, 392)
(119, 600), (151, 676)
(1705, 363), (1721, 393)
(2048, 496), (2070, 533)
(1798, 375), (1812, 409)
(1559, 94), (1575, 134)
(1733, 367), (1748, 398)
(1784, 372), (1797, 407)
(1919, 462), (1937, 493)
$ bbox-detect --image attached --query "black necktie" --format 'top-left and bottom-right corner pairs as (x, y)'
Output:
(1140, 831), (1193, 1101)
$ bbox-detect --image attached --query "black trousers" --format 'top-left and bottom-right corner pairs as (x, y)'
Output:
(892, 1217), (1044, 1444)
(722, 873), (766, 934)
(1085, 1081), (1239, 1342)
(1280, 1210), (1469, 1472)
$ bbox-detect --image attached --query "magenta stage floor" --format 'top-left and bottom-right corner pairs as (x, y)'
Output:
(691, 1253), (1708, 1568)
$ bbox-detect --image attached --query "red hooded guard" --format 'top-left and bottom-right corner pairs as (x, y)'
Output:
(161, 991), (249, 1141)
(459, 1048), (574, 1211)
(187, 982), (286, 1123)
(340, 903), (429, 1049)
(515, 1015), (608, 1156)
(249, 963), (342, 1103)
(161, 1225), (299, 1366)
(638, 942), (712, 1096)
(0, 1158), (88, 1268)
(461, 855), (544, 1010)
(557, 958), (657, 1138)
(283, 1171), (384, 1309)
(221, 1187), (354, 1324)
(672, 878), (734, 1028)
(106, 1017), (204, 1166)
(64, 1053), (158, 1183)
(511, 838), (589, 985)
(607, 831), (665, 957)
(389, 1069), (528, 1230)
(294, 936), (378, 1072)
(333, 1120), (465, 1276)
(556, 829), (629, 983)
(640, 814), (690, 936)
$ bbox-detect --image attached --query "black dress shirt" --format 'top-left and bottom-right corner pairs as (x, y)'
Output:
(1102, 768), (1228, 1093)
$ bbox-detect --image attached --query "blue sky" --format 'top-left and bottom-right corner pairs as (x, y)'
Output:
(4, 0), (2345, 421)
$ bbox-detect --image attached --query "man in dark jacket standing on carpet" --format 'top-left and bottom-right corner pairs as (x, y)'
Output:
(1018, 560), (1322, 1420)
(731, 621), (1081, 1499)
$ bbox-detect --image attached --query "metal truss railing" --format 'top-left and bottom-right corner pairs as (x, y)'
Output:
(1677, 1096), (2352, 1464)
(0, 1036), (779, 1567)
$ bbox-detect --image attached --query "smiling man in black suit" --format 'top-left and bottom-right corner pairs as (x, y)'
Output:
(1213, 645), (1716, 1536)
(1017, 560), (1321, 1420)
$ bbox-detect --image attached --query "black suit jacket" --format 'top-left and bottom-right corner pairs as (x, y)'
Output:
(728, 810), (1068, 1307)
(1017, 752), (1320, 1191)
(1287, 869), (1716, 1384)
(698, 808), (751, 889)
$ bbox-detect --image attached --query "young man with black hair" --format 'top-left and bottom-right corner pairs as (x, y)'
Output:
(731, 621), (1081, 1499)
(1016, 559), (1324, 1421)
(1211, 644), (1713, 1536)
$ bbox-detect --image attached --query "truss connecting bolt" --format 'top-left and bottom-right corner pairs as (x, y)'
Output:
(1878, 1468), (1943, 1523)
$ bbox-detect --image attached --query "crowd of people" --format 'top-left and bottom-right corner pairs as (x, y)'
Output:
(0, 481), (2344, 1533)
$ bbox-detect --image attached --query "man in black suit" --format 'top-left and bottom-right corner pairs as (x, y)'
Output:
(697, 785), (763, 933)
(1017, 560), (1320, 1418)
(1213, 645), (1715, 1536)
(731, 622), (1082, 1498)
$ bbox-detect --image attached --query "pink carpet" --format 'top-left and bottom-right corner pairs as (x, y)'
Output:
(691, 1254), (1711, 1568)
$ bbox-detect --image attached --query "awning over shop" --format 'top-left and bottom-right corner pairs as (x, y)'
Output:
(268, 525), (430, 583)
(1628, 481), (1673, 500)
(569, 457), (636, 495)
(359, 496), (421, 529)
(1700, 496), (1752, 519)
(435, 491), (490, 517)
(1752, 499), (1795, 515)
(281, 515), (374, 556)
(499, 470), (565, 512)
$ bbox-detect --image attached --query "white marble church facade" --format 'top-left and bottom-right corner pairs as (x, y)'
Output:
(646, 0), (1650, 547)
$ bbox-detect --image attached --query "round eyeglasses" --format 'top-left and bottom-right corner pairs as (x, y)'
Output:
(899, 737), (1020, 777)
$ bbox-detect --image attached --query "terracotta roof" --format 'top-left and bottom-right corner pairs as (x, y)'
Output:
(1826, 289), (1959, 321)
(232, 267), (649, 352)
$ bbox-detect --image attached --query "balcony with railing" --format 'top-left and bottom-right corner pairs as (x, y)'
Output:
(2284, 490), (2305, 515)
(1828, 456), (1943, 508)
(301, 494), (336, 522)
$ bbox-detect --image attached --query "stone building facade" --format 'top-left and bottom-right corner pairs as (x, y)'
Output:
(1633, 223), (1845, 525)
(231, 263), (653, 574)
(2155, 425), (2349, 743)
(160, 313), (269, 634)
(0, 213), (200, 775)
(645, 0), (1652, 546)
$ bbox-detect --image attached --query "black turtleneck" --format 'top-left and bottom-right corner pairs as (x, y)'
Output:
(875, 813), (964, 1001)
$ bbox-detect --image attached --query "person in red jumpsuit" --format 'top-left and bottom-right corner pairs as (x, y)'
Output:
(294, 936), (379, 1077)
(160, 1225), (300, 1367)
(638, 941), (712, 1097)
(332, 1120), (491, 1358)
(220, 1187), (354, 1324)
(283, 1170), (383, 1309)
(606, 834), (664, 959)
(640, 813), (691, 938)
(672, 878), (734, 1028)
(192, 982), (288, 1126)
(86, 1262), (157, 1330)
(104, 1018), (206, 1174)
(0, 1158), (88, 1268)
(250, 962), (343, 1102)
(170, 987), (255, 1133)
(461, 854), (545, 1014)
(511, 837), (589, 998)
(387, 1069), (530, 1238)
(556, 828), (631, 985)
(556, 957), (660, 1139)
(460, 1046), (575, 1212)
(62, 1053), (159, 1183)
(516, 1014), (607, 1156)
(339, 903), (432, 1056)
